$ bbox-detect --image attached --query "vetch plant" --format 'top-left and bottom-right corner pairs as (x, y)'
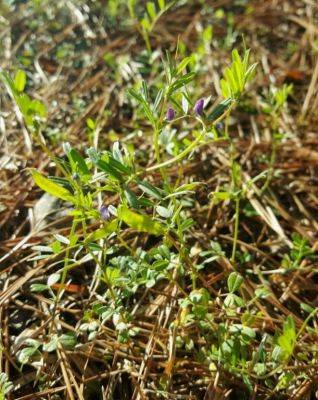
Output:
(261, 83), (293, 192)
(0, 373), (13, 400)
(282, 233), (313, 271)
(8, 47), (307, 397)
(19, 49), (257, 332)
(128, 0), (173, 52)
(211, 49), (258, 265)
(1, 1), (318, 398)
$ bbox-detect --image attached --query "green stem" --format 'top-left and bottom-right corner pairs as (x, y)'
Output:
(261, 140), (277, 193)
(56, 218), (78, 302)
(231, 196), (240, 265)
(147, 131), (205, 172)
(296, 307), (318, 340)
(142, 30), (152, 54)
(153, 127), (161, 165)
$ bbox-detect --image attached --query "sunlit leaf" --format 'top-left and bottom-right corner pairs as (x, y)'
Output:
(227, 272), (243, 293)
(14, 69), (26, 92)
(118, 206), (164, 235)
(31, 170), (73, 202)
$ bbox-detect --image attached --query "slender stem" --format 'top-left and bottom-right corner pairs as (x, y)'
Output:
(261, 140), (277, 193)
(228, 132), (240, 266)
(154, 93), (172, 185)
(47, 217), (78, 338)
(147, 131), (205, 172)
(142, 30), (152, 54)
(296, 307), (318, 340)
(153, 127), (161, 165)
(231, 196), (240, 265)
(261, 109), (279, 193)
(56, 218), (78, 302)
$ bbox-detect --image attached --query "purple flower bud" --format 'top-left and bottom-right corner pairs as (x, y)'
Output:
(194, 98), (204, 116)
(100, 205), (110, 221)
(215, 122), (224, 131)
(166, 107), (175, 121)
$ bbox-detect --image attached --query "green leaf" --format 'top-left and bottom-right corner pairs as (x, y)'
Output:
(104, 267), (121, 285)
(14, 69), (26, 92)
(137, 179), (162, 199)
(202, 25), (213, 43)
(30, 99), (46, 117)
(232, 48), (242, 67)
(128, 88), (143, 103)
(107, 154), (131, 174)
(176, 56), (193, 75)
(94, 158), (122, 181)
(124, 186), (139, 208)
(224, 67), (238, 95)
(169, 72), (195, 94)
(17, 346), (40, 365)
(43, 337), (58, 352)
(241, 325), (256, 340)
(128, 88), (155, 124)
(219, 49), (257, 100)
(85, 220), (118, 242)
(30, 283), (48, 292)
(255, 286), (271, 299)
(51, 240), (62, 254)
(284, 315), (296, 333)
(242, 49), (251, 73)
(272, 345), (284, 362)
(86, 118), (95, 130)
(156, 205), (172, 218)
(153, 88), (164, 113)
(233, 60), (244, 91)
(253, 362), (266, 376)
(141, 16), (151, 31)
(146, 2), (157, 21)
(31, 170), (73, 202)
(158, 0), (165, 10)
(54, 233), (70, 244)
(141, 79), (149, 100)
(59, 332), (77, 349)
(118, 206), (164, 235)
(69, 149), (89, 175)
(300, 303), (314, 314)
(207, 98), (232, 121)
(227, 272), (243, 293)
(245, 62), (258, 83)
(180, 217), (194, 232)
(127, 0), (136, 17)
(213, 191), (231, 202)
(0, 373), (13, 397)
(189, 288), (210, 305)
(224, 293), (235, 307)
(220, 79), (231, 98)
(47, 273), (60, 287)
(276, 316), (296, 361)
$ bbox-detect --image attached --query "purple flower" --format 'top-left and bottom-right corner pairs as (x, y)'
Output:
(215, 122), (224, 131)
(194, 98), (204, 116)
(100, 205), (110, 221)
(166, 107), (175, 121)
